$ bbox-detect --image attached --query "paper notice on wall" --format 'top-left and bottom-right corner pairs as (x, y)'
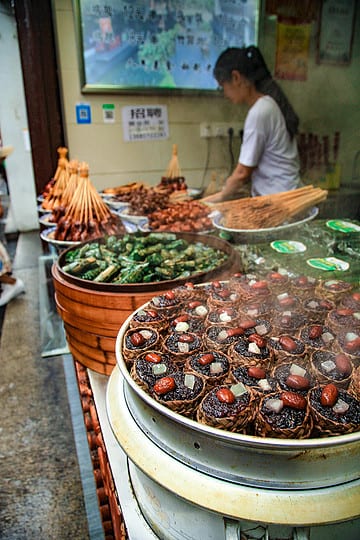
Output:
(275, 18), (311, 81)
(122, 105), (169, 142)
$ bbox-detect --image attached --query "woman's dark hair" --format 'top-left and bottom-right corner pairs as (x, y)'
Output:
(214, 46), (299, 139)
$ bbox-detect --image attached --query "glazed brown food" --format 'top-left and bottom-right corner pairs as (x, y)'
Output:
(123, 275), (360, 439)
(106, 184), (171, 214)
(147, 200), (212, 233)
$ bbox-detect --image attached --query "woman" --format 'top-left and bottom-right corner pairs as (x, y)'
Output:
(205, 46), (300, 202)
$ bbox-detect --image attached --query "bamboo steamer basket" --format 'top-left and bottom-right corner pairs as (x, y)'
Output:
(52, 232), (240, 375)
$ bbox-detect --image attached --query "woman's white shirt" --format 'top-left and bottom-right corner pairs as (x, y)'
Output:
(239, 95), (300, 196)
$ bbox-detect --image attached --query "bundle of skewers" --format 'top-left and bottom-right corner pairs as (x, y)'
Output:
(207, 185), (327, 230)
(51, 162), (124, 242)
(41, 147), (69, 210)
(158, 144), (187, 192)
(48, 159), (81, 225)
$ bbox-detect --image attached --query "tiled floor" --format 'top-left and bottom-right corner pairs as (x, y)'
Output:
(0, 231), (103, 539)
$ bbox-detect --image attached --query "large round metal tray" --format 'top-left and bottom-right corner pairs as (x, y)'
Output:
(107, 366), (360, 526)
(212, 206), (319, 243)
(56, 232), (239, 293)
(112, 295), (360, 491)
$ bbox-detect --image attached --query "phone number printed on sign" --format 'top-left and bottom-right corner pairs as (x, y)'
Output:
(122, 105), (169, 142)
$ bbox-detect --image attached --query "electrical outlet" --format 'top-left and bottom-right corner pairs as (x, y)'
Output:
(200, 121), (244, 138)
(212, 122), (244, 137)
(212, 123), (228, 137)
(200, 122), (212, 138)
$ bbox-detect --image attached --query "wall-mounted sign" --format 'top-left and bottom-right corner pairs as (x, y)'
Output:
(73, 0), (260, 94)
(102, 103), (115, 123)
(76, 103), (92, 124)
(317, 0), (356, 65)
(122, 105), (169, 142)
(275, 18), (311, 81)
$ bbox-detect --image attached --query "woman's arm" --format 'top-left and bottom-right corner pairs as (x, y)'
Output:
(203, 162), (254, 203)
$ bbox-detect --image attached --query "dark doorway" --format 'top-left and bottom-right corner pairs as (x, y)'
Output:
(14, 0), (65, 195)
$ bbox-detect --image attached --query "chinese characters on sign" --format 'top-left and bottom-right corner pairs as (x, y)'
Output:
(122, 105), (169, 142)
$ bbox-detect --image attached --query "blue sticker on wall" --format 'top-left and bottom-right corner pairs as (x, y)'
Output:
(76, 103), (91, 124)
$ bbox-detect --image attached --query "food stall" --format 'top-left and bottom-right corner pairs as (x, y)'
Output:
(39, 158), (360, 539)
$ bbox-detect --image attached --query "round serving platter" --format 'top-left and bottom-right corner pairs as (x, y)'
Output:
(40, 226), (82, 249)
(212, 206), (319, 244)
(111, 291), (360, 491)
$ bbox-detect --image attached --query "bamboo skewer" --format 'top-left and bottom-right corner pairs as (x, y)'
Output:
(53, 147), (68, 181)
(52, 161), (124, 242)
(203, 171), (218, 198)
(61, 159), (80, 207)
(63, 162), (111, 223)
(42, 155), (70, 210)
(165, 144), (181, 179)
(206, 186), (328, 230)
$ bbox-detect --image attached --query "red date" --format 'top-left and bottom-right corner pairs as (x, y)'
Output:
(319, 300), (334, 310)
(335, 353), (352, 375)
(173, 314), (189, 324)
(248, 366), (266, 379)
(336, 308), (353, 316)
(216, 388), (235, 404)
(146, 310), (159, 318)
(278, 296), (296, 307)
(153, 376), (176, 395)
(326, 281), (342, 290)
(321, 383), (338, 407)
(286, 374), (310, 390)
(345, 337), (360, 352)
(239, 319), (256, 329)
(178, 334), (195, 343)
(281, 391), (306, 410)
(130, 332), (145, 346)
(248, 334), (266, 348)
(269, 272), (285, 281)
(251, 280), (268, 290)
(198, 353), (215, 366)
(188, 301), (202, 309)
(308, 325), (323, 339)
(279, 335), (297, 352)
(217, 289), (231, 298)
(145, 352), (162, 363)
(226, 327), (244, 337)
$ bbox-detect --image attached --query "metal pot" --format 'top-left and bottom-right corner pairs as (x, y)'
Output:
(113, 309), (360, 491)
(106, 294), (360, 538)
(106, 366), (360, 539)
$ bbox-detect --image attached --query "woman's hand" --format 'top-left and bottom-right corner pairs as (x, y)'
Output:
(203, 163), (253, 203)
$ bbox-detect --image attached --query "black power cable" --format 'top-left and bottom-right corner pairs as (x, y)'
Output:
(227, 127), (235, 174)
(200, 136), (212, 192)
